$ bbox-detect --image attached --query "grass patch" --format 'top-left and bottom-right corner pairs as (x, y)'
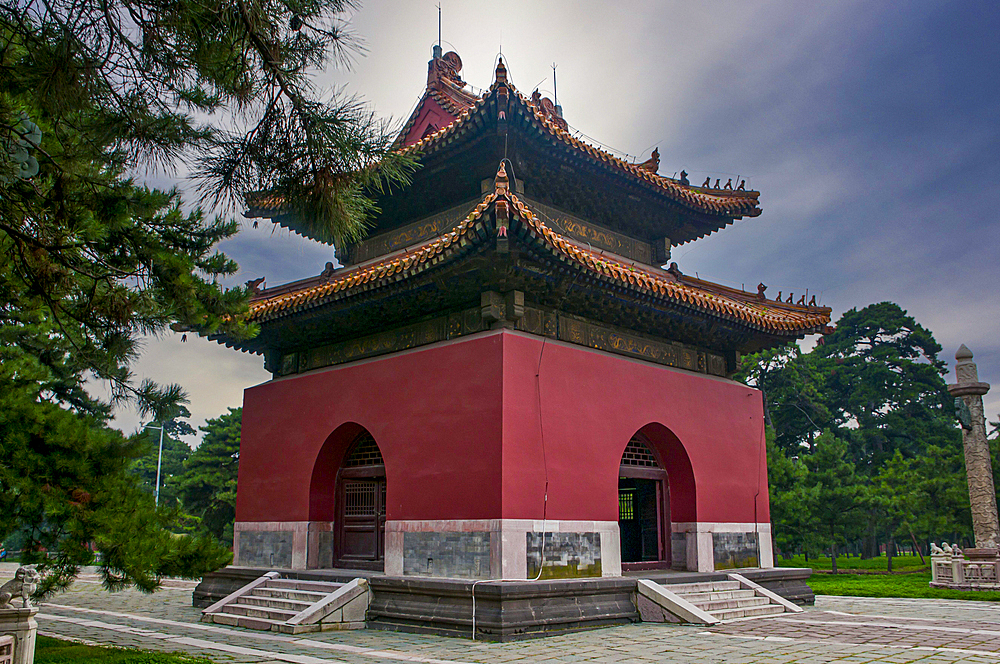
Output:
(776, 553), (926, 572)
(35, 636), (213, 664)
(808, 571), (1000, 601)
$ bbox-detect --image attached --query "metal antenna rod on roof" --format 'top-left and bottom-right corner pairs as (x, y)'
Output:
(437, 3), (441, 48)
(552, 63), (558, 107)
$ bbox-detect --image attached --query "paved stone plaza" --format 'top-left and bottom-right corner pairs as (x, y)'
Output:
(6, 566), (1000, 663)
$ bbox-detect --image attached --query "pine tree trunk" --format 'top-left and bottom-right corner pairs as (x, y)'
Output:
(831, 542), (838, 574)
(909, 530), (925, 565)
(887, 539), (893, 573)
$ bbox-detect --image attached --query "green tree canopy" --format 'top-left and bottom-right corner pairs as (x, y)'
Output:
(176, 408), (242, 544)
(0, 0), (409, 590)
(801, 431), (866, 572)
(739, 302), (970, 562)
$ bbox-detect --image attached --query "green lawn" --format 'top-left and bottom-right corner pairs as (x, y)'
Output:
(35, 636), (213, 664)
(807, 571), (1000, 601)
(776, 553), (927, 572)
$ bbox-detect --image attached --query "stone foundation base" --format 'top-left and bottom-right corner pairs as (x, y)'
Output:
(367, 576), (639, 641)
(0, 608), (37, 664)
(671, 522), (774, 572)
(231, 519), (773, 577)
(385, 519), (620, 580)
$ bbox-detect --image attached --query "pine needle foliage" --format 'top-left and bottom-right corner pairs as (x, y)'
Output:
(2, 0), (412, 248)
(0, 0), (406, 590)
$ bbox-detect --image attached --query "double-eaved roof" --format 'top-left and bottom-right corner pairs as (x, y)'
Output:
(228, 52), (831, 362)
(248, 55), (761, 247)
(238, 163), (829, 345)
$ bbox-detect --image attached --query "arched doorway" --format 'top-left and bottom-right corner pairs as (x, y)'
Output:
(335, 430), (386, 570)
(618, 434), (670, 569)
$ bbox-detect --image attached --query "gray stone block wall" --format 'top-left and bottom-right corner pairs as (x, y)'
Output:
(317, 532), (334, 568)
(526, 532), (602, 579)
(402, 532), (490, 578)
(238, 531), (293, 568)
(670, 533), (687, 570)
(713, 532), (759, 569)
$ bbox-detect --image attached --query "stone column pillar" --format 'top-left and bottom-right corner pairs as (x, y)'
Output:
(947, 345), (1000, 552)
(0, 608), (37, 664)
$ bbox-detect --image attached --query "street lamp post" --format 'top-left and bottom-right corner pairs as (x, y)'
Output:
(143, 423), (165, 506)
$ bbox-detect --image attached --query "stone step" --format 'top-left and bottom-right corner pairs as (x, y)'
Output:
(691, 596), (771, 612)
(710, 603), (785, 621)
(221, 603), (299, 621)
(660, 580), (741, 595)
(238, 595), (314, 612)
(249, 587), (329, 602)
(675, 589), (756, 603)
(265, 579), (344, 593)
(204, 611), (321, 633)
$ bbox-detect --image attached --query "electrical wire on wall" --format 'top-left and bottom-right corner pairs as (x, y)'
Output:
(470, 155), (583, 640)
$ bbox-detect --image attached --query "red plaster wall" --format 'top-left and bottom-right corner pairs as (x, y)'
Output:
(237, 334), (505, 523)
(499, 332), (769, 524)
(236, 330), (769, 525)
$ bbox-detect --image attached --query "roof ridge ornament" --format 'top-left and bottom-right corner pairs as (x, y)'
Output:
(637, 148), (660, 173)
(494, 161), (510, 195)
(495, 57), (508, 85)
(428, 50), (464, 90)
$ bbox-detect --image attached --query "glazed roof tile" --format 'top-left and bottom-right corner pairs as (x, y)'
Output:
(398, 60), (760, 220)
(249, 58), (758, 231)
(244, 182), (829, 336)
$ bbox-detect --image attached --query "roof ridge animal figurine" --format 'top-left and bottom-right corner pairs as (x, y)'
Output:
(0, 565), (40, 609)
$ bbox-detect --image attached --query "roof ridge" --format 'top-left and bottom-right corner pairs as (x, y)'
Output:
(242, 174), (827, 335)
(504, 193), (828, 327)
(400, 68), (760, 219)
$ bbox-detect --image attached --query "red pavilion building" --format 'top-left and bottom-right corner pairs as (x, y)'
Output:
(215, 49), (831, 583)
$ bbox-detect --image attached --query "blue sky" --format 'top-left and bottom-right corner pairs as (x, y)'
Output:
(116, 0), (1000, 441)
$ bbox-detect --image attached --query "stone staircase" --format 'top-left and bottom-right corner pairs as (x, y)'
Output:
(663, 578), (784, 620)
(201, 572), (369, 633)
(637, 573), (802, 624)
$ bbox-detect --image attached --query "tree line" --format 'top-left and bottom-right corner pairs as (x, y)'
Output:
(737, 302), (996, 572)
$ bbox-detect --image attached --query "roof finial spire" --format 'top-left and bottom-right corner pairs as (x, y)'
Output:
(552, 63), (558, 107)
(433, 3), (442, 59)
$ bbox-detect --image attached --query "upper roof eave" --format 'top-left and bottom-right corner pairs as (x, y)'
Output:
(223, 173), (828, 351)
(397, 60), (762, 221)
(245, 57), (762, 237)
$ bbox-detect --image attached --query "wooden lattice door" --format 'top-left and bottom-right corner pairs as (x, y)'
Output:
(618, 435), (670, 568)
(335, 432), (386, 569)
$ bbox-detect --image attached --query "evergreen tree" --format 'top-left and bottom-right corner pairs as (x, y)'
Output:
(802, 431), (866, 573)
(176, 408), (242, 544)
(0, 0), (409, 590)
(0, 372), (230, 595)
(132, 432), (194, 508)
(816, 302), (958, 470)
(737, 344), (830, 454)
(764, 431), (813, 557)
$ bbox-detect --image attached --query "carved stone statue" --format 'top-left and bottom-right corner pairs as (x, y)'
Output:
(948, 345), (1000, 552)
(0, 566), (40, 609)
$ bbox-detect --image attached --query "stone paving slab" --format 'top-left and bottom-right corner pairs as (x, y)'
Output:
(5, 570), (1000, 663)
